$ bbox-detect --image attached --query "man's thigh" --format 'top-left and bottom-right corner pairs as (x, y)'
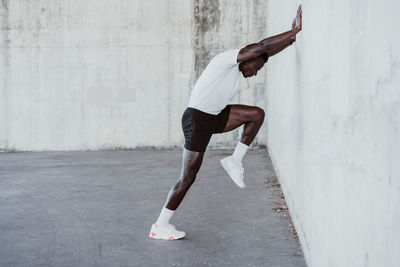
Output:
(221, 104), (263, 133)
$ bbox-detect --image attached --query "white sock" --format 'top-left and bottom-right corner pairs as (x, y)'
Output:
(155, 207), (175, 227)
(232, 141), (249, 164)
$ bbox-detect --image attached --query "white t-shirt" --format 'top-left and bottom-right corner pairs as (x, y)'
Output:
(187, 49), (241, 115)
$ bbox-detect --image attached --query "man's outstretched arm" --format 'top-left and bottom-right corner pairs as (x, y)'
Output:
(264, 15), (300, 58)
(264, 33), (296, 58)
(237, 4), (302, 62)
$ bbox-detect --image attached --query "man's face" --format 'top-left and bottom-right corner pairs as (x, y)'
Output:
(239, 56), (266, 78)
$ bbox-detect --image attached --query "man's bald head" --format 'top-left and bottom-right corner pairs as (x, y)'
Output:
(239, 52), (268, 78)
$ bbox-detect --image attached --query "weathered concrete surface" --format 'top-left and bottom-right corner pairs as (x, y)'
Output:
(0, 0), (193, 151)
(265, 1), (400, 266)
(0, 0), (269, 151)
(0, 149), (305, 267)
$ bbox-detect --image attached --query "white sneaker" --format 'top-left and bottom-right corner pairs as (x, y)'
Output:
(148, 223), (186, 240)
(220, 156), (246, 188)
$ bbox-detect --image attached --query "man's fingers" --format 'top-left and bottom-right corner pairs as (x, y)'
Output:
(293, 4), (302, 32)
(297, 5), (302, 21)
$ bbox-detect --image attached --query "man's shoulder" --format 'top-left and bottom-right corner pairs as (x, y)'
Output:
(210, 49), (241, 66)
(214, 49), (240, 58)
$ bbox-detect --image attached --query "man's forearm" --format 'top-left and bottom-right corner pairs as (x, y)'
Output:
(266, 35), (295, 57)
(237, 22), (300, 63)
(257, 29), (298, 55)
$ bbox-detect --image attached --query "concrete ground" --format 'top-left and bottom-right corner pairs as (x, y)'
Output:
(0, 149), (306, 267)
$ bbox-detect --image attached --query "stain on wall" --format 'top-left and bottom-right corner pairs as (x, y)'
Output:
(192, 0), (221, 81)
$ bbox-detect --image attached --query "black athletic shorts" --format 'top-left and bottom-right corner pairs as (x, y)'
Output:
(181, 105), (231, 152)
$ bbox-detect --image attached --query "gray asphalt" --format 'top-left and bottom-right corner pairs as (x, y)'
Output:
(0, 149), (306, 267)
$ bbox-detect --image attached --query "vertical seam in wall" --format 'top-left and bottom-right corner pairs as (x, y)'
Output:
(32, 0), (40, 150)
(192, 0), (202, 83)
(1, 0), (10, 150)
(263, 0), (268, 143)
(167, 0), (172, 145)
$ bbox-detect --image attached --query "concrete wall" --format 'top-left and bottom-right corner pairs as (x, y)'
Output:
(0, 0), (268, 151)
(265, 1), (400, 266)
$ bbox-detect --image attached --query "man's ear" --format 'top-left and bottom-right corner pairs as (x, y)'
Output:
(238, 62), (244, 71)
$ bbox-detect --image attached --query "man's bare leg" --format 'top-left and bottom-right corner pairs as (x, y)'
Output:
(222, 104), (265, 145)
(149, 148), (204, 240)
(163, 148), (205, 210)
(159, 103), (265, 215)
(220, 104), (265, 188)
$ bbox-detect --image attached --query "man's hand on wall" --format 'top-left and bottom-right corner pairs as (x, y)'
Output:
(294, 4), (302, 34)
(291, 17), (297, 42)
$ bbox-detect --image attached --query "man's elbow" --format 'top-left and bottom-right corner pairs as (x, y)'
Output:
(262, 52), (269, 63)
(256, 40), (271, 53)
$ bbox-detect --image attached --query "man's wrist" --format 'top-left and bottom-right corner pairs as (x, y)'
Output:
(290, 35), (296, 45)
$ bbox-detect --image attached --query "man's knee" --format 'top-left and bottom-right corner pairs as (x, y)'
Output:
(253, 106), (265, 123)
(181, 171), (198, 187)
(181, 161), (202, 186)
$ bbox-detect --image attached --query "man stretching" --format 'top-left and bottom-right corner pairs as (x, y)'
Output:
(149, 5), (302, 240)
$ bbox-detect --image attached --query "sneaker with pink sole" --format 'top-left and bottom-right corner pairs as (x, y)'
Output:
(149, 223), (185, 240)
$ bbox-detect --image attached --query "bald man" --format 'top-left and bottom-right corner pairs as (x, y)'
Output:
(149, 5), (302, 240)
